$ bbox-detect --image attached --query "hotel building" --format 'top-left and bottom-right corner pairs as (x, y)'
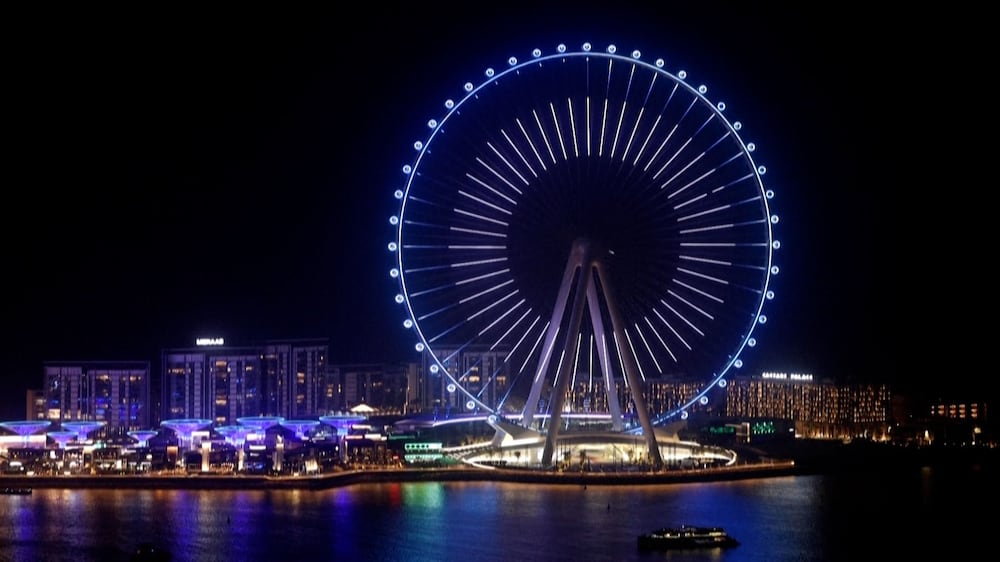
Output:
(161, 338), (328, 425)
(724, 371), (891, 439)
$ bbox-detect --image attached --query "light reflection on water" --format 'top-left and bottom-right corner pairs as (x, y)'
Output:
(1, 464), (994, 562)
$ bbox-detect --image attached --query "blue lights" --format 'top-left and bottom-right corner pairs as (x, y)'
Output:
(390, 41), (780, 428)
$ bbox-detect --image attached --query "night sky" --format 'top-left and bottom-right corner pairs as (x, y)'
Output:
(7, 3), (975, 418)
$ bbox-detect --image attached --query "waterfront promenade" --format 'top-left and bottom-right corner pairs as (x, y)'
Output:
(0, 460), (798, 490)
(5, 439), (994, 491)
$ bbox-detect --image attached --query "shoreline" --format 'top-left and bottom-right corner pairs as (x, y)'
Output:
(5, 441), (995, 491)
(0, 461), (798, 490)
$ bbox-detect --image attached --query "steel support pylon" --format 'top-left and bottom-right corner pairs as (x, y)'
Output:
(520, 239), (663, 469)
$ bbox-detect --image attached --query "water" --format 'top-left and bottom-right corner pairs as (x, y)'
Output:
(2, 462), (994, 562)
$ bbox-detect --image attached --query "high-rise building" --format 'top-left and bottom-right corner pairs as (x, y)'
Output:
(161, 338), (328, 424)
(43, 361), (152, 436)
(422, 346), (510, 415)
(724, 371), (891, 439)
(326, 362), (420, 415)
(265, 340), (328, 418)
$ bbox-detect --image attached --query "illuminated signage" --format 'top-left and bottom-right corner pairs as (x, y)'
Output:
(196, 337), (225, 346)
(761, 371), (813, 381)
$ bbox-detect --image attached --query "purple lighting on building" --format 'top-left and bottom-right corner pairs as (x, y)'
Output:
(236, 416), (284, 443)
(319, 414), (366, 437)
(160, 418), (212, 450)
(127, 430), (159, 448)
(319, 414), (367, 463)
(280, 419), (320, 441)
(215, 425), (251, 446)
(47, 430), (77, 449)
(0, 420), (52, 447)
(61, 421), (106, 443)
(236, 416), (284, 431)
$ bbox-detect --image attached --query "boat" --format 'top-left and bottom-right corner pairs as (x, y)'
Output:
(1, 487), (32, 495)
(637, 524), (739, 550)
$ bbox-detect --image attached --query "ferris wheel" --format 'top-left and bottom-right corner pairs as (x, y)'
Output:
(388, 42), (779, 458)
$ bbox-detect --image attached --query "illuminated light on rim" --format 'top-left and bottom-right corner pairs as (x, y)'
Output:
(391, 41), (780, 429)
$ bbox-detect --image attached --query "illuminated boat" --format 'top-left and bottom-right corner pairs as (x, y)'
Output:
(637, 524), (739, 550)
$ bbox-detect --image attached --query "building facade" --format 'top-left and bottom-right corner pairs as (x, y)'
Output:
(724, 371), (891, 439)
(421, 346), (510, 415)
(161, 339), (328, 425)
(326, 362), (421, 415)
(43, 361), (152, 436)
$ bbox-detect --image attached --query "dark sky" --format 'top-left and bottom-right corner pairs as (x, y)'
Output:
(7, 3), (980, 418)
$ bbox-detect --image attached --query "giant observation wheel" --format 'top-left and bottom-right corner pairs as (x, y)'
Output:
(389, 42), (779, 464)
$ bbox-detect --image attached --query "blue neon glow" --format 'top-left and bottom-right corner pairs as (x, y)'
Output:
(392, 42), (779, 427)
